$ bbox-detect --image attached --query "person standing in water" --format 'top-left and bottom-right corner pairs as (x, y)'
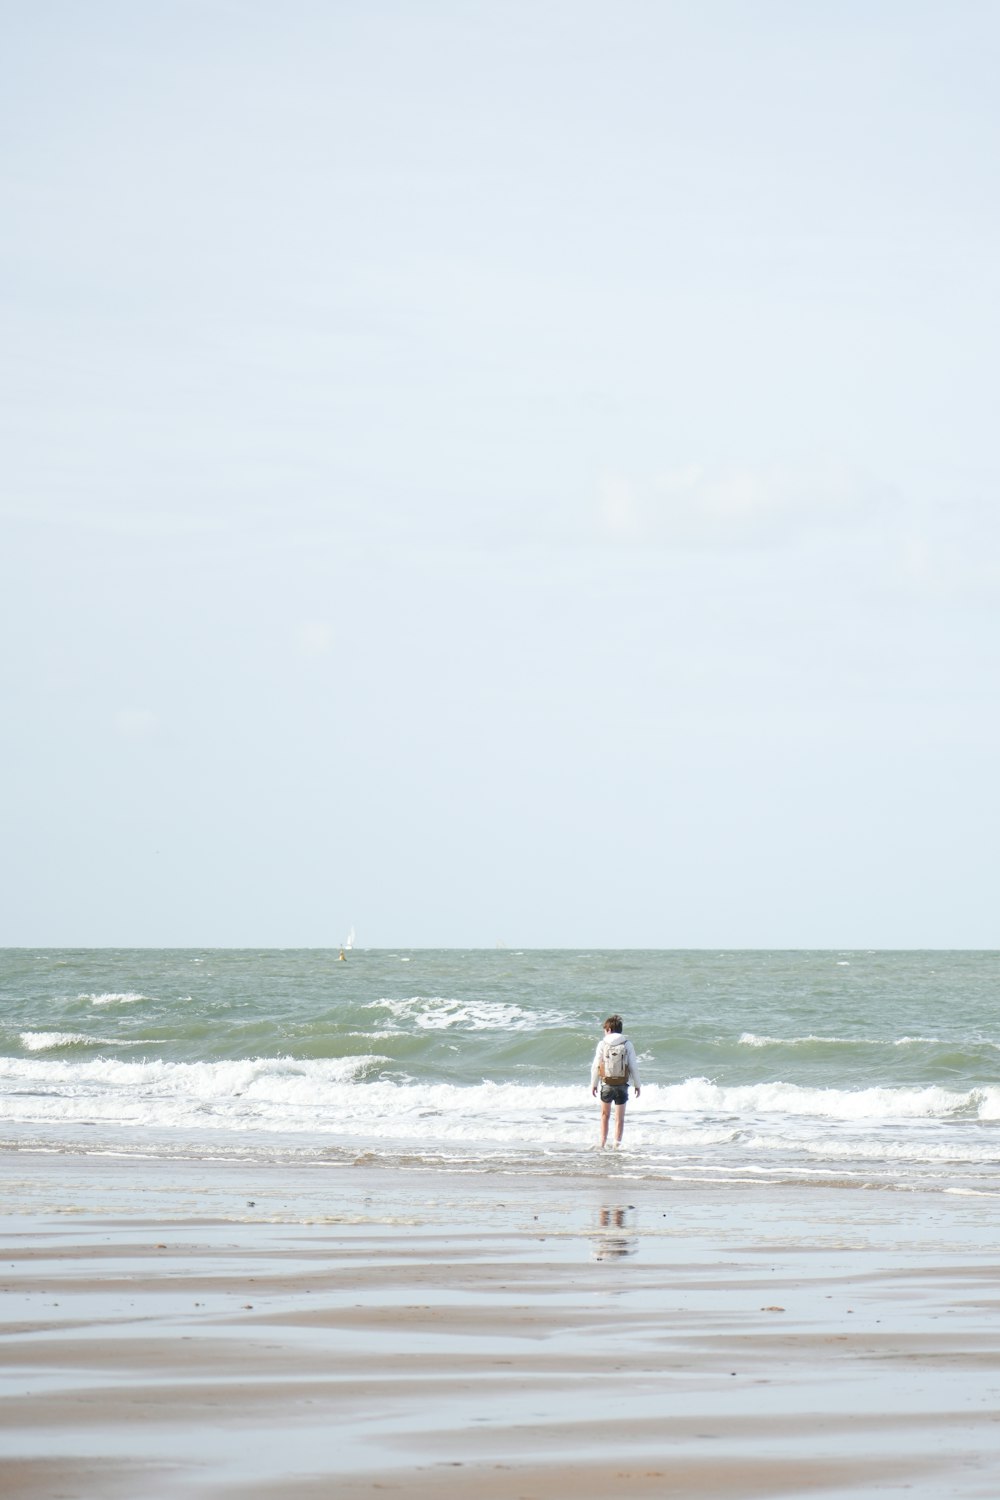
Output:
(590, 1014), (641, 1148)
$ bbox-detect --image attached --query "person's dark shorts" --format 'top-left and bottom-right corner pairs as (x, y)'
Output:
(600, 1084), (629, 1105)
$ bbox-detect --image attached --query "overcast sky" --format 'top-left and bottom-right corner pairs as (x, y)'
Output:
(3, 1), (997, 948)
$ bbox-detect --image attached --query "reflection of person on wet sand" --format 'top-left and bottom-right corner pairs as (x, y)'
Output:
(593, 1205), (638, 1260)
(590, 1014), (641, 1148)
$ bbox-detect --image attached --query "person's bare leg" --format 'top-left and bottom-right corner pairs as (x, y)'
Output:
(599, 1099), (611, 1148)
(613, 1103), (626, 1145)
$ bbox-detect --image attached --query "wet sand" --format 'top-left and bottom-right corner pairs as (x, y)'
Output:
(1, 1152), (1000, 1498)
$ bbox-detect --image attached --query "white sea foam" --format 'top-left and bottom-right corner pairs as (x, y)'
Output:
(19, 1032), (157, 1051)
(972, 1088), (1000, 1121)
(660, 1076), (972, 1120)
(365, 996), (567, 1032)
(80, 992), (146, 1006)
(0, 1056), (995, 1149)
(738, 1032), (890, 1048)
(21, 1032), (93, 1051)
(0, 1052), (383, 1117)
(739, 1032), (964, 1050)
(739, 1032), (861, 1048)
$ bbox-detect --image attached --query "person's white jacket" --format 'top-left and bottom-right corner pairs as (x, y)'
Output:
(590, 1033), (640, 1090)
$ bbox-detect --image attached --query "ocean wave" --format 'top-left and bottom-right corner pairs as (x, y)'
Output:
(363, 996), (568, 1032)
(0, 1057), (471, 1139)
(972, 1089), (1000, 1121)
(21, 1032), (96, 1051)
(660, 1076), (979, 1120)
(79, 992), (147, 1007)
(1, 1059), (997, 1131)
(2, 1059), (1000, 1189)
(19, 1032), (163, 1052)
(785, 1134), (1000, 1165)
(738, 1032), (961, 1050)
(739, 1032), (864, 1048)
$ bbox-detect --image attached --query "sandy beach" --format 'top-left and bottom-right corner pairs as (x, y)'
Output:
(2, 1151), (999, 1499)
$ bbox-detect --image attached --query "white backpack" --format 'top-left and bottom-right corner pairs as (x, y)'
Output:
(601, 1037), (629, 1085)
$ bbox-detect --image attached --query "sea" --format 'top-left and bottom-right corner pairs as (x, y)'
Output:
(2, 948), (999, 1196)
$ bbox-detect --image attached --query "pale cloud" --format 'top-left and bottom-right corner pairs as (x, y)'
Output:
(598, 474), (643, 540)
(113, 708), (160, 740)
(597, 462), (892, 549)
(295, 621), (335, 657)
(893, 516), (1000, 600)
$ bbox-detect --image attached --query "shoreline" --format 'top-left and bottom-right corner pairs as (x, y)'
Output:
(2, 1152), (999, 1497)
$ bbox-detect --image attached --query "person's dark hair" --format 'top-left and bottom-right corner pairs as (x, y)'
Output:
(603, 1015), (623, 1033)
